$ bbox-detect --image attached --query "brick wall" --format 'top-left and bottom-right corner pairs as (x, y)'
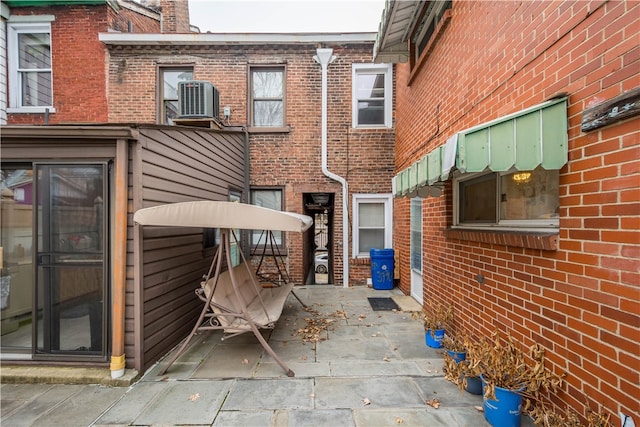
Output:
(393, 0), (639, 424)
(106, 41), (395, 285)
(6, 4), (159, 125)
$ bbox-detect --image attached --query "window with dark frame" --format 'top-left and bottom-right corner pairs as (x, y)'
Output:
(249, 66), (285, 127)
(454, 167), (560, 229)
(411, 0), (452, 66)
(250, 188), (284, 248)
(159, 67), (193, 124)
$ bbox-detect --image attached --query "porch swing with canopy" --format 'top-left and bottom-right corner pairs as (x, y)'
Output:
(133, 201), (313, 377)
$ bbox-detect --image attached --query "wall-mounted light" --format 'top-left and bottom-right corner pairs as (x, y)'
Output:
(512, 172), (532, 184)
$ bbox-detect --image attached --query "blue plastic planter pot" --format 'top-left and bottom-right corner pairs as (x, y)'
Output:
(370, 248), (395, 290)
(464, 376), (483, 395)
(480, 375), (523, 427)
(425, 328), (445, 348)
(446, 349), (467, 363)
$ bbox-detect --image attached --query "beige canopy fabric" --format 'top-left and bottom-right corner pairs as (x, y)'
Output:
(133, 201), (312, 232)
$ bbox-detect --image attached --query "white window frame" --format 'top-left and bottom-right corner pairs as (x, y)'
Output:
(7, 16), (56, 113)
(352, 193), (393, 258)
(452, 169), (560, 232)
(351, 63), (392, 128)
(249, 65), (285, 128)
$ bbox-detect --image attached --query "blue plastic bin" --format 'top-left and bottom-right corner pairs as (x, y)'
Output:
(370, 248), (395, 290)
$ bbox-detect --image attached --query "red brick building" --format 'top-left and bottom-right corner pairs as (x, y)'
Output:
(374, 0), (639, 424)
(101, 33), (396, 287)
(2, 0), (166, 125)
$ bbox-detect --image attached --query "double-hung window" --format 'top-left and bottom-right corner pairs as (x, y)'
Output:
(8, 19), (54, 112)
(159, 67), (193, 124)
(249, 66), (285, 128)
(250, 188), (284, 248)
(352, 63), (393, 128)
(352, 194), (393, 257)
(453, 167), (560, 230)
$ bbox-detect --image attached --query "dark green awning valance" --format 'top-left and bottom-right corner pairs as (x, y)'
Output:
(394, 98), (568, 198)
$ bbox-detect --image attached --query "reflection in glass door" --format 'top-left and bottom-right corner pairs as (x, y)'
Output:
(1, 167), (35, 351)
(36, 165), (107, 355)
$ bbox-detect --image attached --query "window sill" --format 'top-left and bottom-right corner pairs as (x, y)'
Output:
(8, 107), (56, 114)
(445, 228), (559, 251)
(247, 126), (291, 134)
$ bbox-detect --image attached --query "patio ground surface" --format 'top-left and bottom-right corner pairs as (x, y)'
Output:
(1, 285), (535, 426)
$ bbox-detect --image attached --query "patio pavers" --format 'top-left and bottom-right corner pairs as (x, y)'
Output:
(2, 285), (510, 426)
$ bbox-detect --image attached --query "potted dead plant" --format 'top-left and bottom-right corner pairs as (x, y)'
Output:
(443, 333), (484, 395)
(442, 330), (467, 363)
(477, 331), (565, 427)
(422, 303), (453, 348)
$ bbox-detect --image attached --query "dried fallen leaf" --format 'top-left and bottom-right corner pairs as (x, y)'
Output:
(241, 358), (249, 365)
(301, 355), (308, 361)
(362, 397), (371, 405)
(188, 393), (200, 401)
(426, 399), (440, 409)
(383, 357), (391, 362)
(475, 406), (484, 412)
(395, 417), (404, 424)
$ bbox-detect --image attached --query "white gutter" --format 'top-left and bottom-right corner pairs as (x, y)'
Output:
(313, 48), (349, 288)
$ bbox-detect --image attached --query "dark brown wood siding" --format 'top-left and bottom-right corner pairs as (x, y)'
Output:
(130, 126), (246, 371)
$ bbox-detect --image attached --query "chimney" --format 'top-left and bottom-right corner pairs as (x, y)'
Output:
(160, 0), (190, 33)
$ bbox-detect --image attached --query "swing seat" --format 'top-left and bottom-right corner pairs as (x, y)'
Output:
(133, 201), (313, 377)
(199, 261), (294, 334)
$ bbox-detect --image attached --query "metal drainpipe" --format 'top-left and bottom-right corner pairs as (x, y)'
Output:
(313, 48), (349, 288)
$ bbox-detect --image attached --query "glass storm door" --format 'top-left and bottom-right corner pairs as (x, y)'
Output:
(35, 164), (108, 356)
(410, 198), (423, 304)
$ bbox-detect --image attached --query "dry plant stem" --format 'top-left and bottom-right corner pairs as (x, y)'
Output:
(423, 303), (454, 335)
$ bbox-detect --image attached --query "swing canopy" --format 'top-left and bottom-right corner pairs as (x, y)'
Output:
(133, 200), (313, 378)
(133, 200), (313, 232)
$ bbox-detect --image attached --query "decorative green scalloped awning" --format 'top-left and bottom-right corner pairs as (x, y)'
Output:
(394, 97), (568, 198)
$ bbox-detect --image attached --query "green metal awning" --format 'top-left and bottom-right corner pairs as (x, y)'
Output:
(457, 98), (568, 173)
(393, 98), (568, 198)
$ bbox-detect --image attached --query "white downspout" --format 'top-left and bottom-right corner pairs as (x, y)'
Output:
(313, 48), (349, 288)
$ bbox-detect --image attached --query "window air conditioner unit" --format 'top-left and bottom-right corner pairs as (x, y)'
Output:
(178, 80), (220, 119)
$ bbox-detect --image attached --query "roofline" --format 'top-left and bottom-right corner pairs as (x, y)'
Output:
(0, 125), (140, 139)
(99, 32), (377, 46)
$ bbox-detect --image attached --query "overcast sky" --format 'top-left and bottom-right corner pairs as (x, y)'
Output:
(188, 0), (386, 33)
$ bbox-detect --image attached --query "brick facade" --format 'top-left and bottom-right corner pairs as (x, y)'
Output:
(105, 40), (395, 285)
(391, 1), (639, 424)
(6, 2), (161, 125)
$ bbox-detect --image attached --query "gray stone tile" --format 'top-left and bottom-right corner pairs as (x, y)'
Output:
(279, 409), (355, 427)
(0, 384), (83, 427)
(1, 384), (54, 402)
(314, 377), (425, 409)
(414, 358), (447, 376)
(133, 380), (231, 425)
(254, 361), (330, 378)
(222, 379), (313, 410)
(413, 377), (483, 407)
(316, 337), (395, 361)
(330, 360), (423, 377)
(213, 410), (275, 426)
(260, 338), (316, 363)
(191, 341), (264, 379)
(31, 385), (126, 427)
(94, 381), (169, 425)
(353, 408), (461, 427)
